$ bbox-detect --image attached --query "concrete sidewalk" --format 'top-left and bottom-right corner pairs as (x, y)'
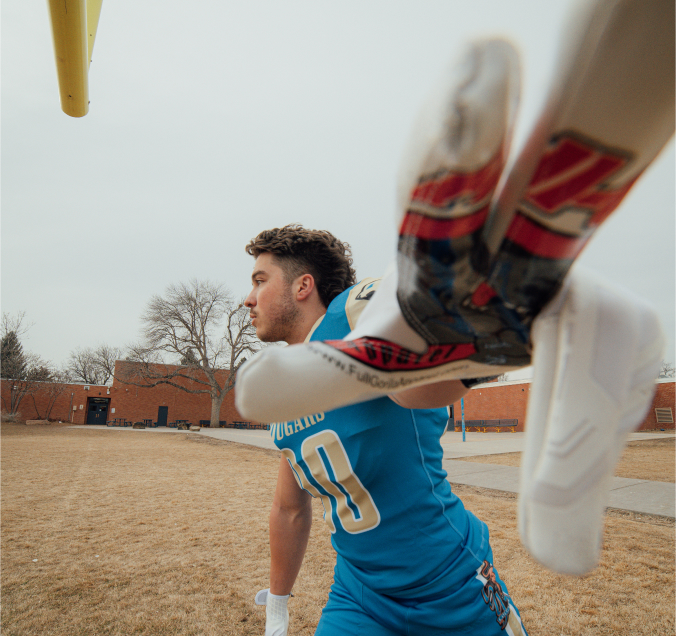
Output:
(69, 424), (278, 449)
(439, 430), (673, 458)
(438, 431), (674, 518)
(71, 425), (675, 519)
(200, 428), (675, 519)
(441, 460), (675, 519)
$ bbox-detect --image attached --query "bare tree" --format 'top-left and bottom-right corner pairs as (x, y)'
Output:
(1, 312), (32, 338)
(100, 280), (261, 427)
(1, 313), (52, 415)
(94, 344), (125, 380)
(30, 368), (71, 420)
(658, 360), (675, 379)
(67, 345), (122, 385)
(1, 352), (53, 415)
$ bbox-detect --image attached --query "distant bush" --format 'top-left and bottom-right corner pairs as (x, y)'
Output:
(1, 411), (23, 423)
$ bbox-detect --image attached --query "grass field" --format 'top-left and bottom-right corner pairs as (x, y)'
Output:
(1, 423), (674, 635)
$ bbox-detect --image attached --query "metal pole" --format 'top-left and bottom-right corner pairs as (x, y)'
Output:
(461, 397), (465, 442)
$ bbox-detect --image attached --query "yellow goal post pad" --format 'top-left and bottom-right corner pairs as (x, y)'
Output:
(47, 0), (103, 118)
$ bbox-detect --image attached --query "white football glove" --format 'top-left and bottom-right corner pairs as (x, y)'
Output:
(255, 588), (290, 636)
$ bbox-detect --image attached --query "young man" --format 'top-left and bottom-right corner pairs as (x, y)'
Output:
(237, 2), (671, 580)
(244, 224), (528, 636)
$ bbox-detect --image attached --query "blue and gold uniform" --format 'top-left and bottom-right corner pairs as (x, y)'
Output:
(269, 280), (527, 635)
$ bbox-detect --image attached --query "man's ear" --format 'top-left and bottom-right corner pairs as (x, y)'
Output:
(295, 274), (315, 301)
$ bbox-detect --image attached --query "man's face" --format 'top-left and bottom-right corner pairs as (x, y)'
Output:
(244, 253), (300, 343)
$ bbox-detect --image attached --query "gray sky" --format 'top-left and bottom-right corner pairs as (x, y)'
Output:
(2, 0), (674, 374)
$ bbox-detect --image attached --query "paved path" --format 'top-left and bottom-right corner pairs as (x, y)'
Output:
(438, 432), (674, 518)
(71, 426), (674, 518)
(441, 460), (675, 518)
(439, 430), (672, 458)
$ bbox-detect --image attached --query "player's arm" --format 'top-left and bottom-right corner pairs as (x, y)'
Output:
(269, 456), (313, 595)
(389, 379), (469, 410)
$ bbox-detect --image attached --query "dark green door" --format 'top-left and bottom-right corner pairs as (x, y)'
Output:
(157, 406), (168, 427)
(86, 398), (110, 425)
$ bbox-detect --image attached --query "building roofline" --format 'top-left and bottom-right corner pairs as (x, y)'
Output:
(470, 378), (532, 389)
(471, 377), (674, 389)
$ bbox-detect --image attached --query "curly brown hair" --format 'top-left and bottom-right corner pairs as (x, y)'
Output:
(245, 224), (357, 307)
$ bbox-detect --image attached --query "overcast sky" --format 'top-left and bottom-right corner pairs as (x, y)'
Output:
(2, 0), (674, 377)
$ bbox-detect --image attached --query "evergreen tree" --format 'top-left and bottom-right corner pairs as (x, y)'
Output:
(179, 348), (200, 366)
(1, 331), (27, 380)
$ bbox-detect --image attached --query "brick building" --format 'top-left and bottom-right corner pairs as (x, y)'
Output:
(2, 366), (673, 431)
(0, 361), (246, 427)
(450, 378), (675, 432)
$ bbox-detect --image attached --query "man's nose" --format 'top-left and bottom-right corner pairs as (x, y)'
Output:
(244, 289), (255, 308)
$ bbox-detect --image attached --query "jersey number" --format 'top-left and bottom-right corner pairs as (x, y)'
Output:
(282, 430), (380, 534)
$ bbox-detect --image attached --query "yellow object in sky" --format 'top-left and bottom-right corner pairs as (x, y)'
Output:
(47, 0), (103, 118)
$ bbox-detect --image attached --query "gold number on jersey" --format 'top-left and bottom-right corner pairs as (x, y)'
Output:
(282, 430), (380, 534)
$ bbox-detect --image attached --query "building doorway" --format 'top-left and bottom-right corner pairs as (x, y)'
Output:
(156, 406), (168, 427)
(446, 404), (455, 432)
(86, 397), (110, 425)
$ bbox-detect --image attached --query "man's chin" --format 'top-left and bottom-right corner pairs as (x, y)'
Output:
(257, 330), (275, 344)
(258, 331), (287, 345)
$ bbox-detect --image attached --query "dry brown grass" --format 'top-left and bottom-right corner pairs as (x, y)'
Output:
(2, 424), (674, 635)
(457, 436), (676, 483)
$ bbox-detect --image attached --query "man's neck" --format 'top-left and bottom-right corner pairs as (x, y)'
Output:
(286, 306), (326, 345)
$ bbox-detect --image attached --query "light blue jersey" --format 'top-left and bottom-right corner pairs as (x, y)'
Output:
(269, 280), (492, 598)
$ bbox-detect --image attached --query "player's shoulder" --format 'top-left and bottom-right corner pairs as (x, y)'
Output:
(344, 277), (381, 331)
(312, 277), (381, 342)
